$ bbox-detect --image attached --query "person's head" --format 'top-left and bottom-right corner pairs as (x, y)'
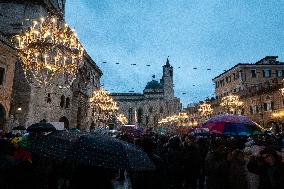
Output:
(260, 147), (279, 166)
(230, 149), (245, 162)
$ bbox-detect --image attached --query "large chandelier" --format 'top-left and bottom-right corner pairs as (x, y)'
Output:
(89, 88), (119, 123)
(13, 16), (84, 88)
(116, 113), (128, 125)
(220, 94), (243, 113)
(198, 103), (213, 117)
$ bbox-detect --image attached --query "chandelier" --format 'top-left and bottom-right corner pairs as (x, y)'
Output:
(13, 16), (84, 88)
(89, 88), (119, 123)
(116, 113), (128, 125)
(220, 94), (243, 113)
(198, 103), (213, 117)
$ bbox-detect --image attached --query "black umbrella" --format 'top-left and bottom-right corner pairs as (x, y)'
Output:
(27, 123), (56, 132)
(30, 131), (155, 171)
(29, 130), (81, 161)
(12, 126), (26, 130)
(73, 134), (156, 171)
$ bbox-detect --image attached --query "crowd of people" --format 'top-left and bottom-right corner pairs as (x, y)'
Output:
(0, 128), (284, 189)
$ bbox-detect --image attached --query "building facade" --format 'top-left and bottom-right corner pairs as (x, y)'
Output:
(0, 33), (17, 130)
(112, 58), (181, 128)
(0, 0), (103, 131)
(211, 56), (284, 132)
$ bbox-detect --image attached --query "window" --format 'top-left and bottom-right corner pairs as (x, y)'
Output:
(160, 107), (163, 113)
(149, 107), (153, 113)
(169, 70), (173, 77)
(146, 116), (149, 125)
(252, 105), (258, 114)
(249, 106), (253, 115)
(276, 70), (284, 77)
(60, 95), (65, 108)
(65, 97), (70, 108)
(0, 67), (4, 85)
(128, 108), (133, 123)
(233, 73), (236, 80)
(251, 70), (256, 78)
(263, 69), (271, 78)
(264, 102), (273, 111)
(46, 93), (52, 103)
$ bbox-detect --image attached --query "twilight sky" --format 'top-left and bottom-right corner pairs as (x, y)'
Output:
(65, 0), (284, 107)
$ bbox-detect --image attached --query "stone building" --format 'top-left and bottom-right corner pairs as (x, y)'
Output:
(0, 32), (17, 130)
(0, 0), (103, 131)
(211, 56), (284, 132)
(112, 58), (181, 128)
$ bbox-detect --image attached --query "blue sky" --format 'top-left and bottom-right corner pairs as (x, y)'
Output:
(65, 0), (284, 107)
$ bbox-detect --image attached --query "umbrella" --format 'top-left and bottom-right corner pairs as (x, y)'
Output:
(27, 123), (56, 132)
(29, 130), (81, 161)
(73, 134), (155, 171)
(30, 131), (155, 171)
(200, 114), (264, 136)
(12, 126), (26, 130)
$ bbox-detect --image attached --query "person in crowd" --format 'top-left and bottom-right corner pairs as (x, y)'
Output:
(205, 144), (229, 189)
(247, 147), (284, 189)
(227, 149), (249, 189)
(182, 136), (201, 189)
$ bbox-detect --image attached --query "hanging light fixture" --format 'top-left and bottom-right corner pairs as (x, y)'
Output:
(220, 94), (243, 114)
(13, 16), (84, 88)
(198, 103), (213, 117)
(89, 88), (119, 123)
(116, 113), (128, 125)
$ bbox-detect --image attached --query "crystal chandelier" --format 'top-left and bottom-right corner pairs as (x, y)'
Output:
(116, 113), (128, 125)
(13, 16), (84, 88)
(89, 88), (119, 123)
(198, 103), (213, 117)
(220, 95), (243, 113)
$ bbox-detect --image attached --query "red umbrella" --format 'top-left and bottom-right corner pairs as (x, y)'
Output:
(200, 114), (264, 136)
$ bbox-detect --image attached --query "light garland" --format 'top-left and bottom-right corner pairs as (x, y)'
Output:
(13, 16), (84, 88)
(89, 88), (119, 123)
(220, 94), (243, 113)
(158, 113), (188, 125)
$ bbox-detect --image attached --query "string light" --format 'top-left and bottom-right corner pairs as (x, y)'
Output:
(220, 94), (243, 113)
(158, 113), (188, 125)
(13, 15), (84, 88)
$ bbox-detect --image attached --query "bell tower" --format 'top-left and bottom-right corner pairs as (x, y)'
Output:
(161, 57), (174, 99)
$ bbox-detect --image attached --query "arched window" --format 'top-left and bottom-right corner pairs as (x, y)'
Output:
(65, 97), (70, 108)
(137, 108), (143, 124)
(60, 95), (65, 108)
(128, 108), (133, 124)
(160, 107), (164, 113)
(149, 106), (153, 113)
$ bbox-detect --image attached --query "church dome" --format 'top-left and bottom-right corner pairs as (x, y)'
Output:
(145, 80), (162, 90)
